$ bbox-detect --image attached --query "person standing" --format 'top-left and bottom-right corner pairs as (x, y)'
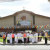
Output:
(12, 32), (15, 44)
(38, 32), (42, 41)
(27, 32), (30, 43)
(17, 32), (23, 43)
(41, 31), (44, 39)
(20, 31), (24, 43)
(15, 33), (18, 43)
(35, 32), (38, 43)
(10, 33), (12, 44)
(29, 33), (33, 43)
(48, 31), (50, 40)
(7, 33), (10, 44)
(33, 32), (38, 43)
(23, 32), (27, 43)
(32, 32), (35, 43)
(3, 33), (6, 44)
(44, 32), (48, 44)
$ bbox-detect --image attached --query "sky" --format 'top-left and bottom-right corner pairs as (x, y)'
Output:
(0, 0), (50, 17)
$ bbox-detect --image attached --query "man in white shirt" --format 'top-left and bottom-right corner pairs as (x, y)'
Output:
(15, 33), (18, 43)
(31, 32), (35, 43)
(10, 33), (12, 44)
(20, 31), (24, 43)
(27, 32), (30, 43)
(29, 33), (33, 42)
(7, 33), (10, 43)
(34, 32), (38, 43)
(17, 32), (23, 43)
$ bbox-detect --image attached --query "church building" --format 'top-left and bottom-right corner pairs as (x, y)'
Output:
(0, 10), (50, 32)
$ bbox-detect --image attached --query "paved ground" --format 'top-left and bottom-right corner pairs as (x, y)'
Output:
(37, 39), (50, 44)
(0, 39), (50, 50)
(0, 39), (50, 44)
(0, 45), (50, 50)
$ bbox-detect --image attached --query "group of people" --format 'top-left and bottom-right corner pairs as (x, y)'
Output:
(2, 31), (48, 44)
(3, 31), (39, 44)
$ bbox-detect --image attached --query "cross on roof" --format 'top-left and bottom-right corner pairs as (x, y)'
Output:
(23, 7), (25, 10)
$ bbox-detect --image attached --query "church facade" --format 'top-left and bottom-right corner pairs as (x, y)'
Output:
(0, 10), (50, 32)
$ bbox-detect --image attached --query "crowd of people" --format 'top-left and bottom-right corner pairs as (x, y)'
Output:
(2, 31), (48, 44)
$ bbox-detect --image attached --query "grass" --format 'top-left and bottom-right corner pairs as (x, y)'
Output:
(0, 37), (7, 42)
(0, 37), (3, 42)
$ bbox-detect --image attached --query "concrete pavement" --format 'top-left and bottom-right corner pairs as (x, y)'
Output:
(0, 39), (50, 50)
(0, 39), (50, 44)
(0, 45), (50, 50)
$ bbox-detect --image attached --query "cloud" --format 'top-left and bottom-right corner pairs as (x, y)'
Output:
(0, 0), (22, 2)
(0, 0), (50, 17)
